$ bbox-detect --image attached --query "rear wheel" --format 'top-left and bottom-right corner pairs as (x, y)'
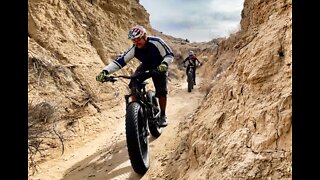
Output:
(125, 102), (149, 175)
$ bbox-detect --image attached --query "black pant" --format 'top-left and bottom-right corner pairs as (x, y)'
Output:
(129, 64), (168, 97)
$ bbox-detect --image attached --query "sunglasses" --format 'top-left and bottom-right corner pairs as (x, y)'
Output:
(131, 37), (143, 43)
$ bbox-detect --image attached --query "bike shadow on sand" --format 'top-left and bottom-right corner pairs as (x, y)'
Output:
(61, 135), (159, 180)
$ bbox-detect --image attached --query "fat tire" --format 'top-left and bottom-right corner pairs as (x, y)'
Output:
(125, 102), (149, 175)
(187, 71), (193, 92)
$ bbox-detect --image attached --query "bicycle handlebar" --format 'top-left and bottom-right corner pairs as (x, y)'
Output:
(184, 65), (196, 68)
(102, 69), (159, 83)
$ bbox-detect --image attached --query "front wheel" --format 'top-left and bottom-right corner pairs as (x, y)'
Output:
(187, 71), (193, 92)
(125, 102), (149, 175)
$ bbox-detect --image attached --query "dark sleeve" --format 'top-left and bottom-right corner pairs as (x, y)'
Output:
(179, 57), (188, 65)
(182, 57), (188, 63)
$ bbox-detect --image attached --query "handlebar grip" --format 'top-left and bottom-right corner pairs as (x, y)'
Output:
(104, 76), (117, 82)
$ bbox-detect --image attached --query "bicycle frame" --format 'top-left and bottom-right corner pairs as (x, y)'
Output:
(102, 69), (162, 174)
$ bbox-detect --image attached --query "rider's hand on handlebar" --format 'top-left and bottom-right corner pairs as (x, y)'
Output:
(96, 70), (109, 82)
(157, 62), (168, 73)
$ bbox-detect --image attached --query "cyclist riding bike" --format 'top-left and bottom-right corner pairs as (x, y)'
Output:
(96, 25), (174, 127)
(181, 50), (202, 85)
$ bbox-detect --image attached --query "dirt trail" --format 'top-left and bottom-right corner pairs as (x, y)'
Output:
(30, 78), (205, 180)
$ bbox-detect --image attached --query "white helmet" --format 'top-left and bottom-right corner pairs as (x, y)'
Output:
(128, 25), (147, 39)
(188, 50), (194, 56)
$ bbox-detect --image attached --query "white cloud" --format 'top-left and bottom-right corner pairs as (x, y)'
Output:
(140, 0), (244, 42)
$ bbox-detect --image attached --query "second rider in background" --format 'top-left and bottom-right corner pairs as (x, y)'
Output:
(96, 25), (174, 127)
(181, 50), (202, 85)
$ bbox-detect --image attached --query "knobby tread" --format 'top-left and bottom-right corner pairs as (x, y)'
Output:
(125, 102), (149, 175)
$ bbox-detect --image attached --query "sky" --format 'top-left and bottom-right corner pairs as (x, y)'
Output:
(139, 0), (244, 42)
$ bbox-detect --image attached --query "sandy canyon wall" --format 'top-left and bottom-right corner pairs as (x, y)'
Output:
(166, 0), (292, 179)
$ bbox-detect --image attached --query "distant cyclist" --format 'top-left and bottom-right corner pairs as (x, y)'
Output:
(96, 25), (174, 127)
(181, 50), (202, 85)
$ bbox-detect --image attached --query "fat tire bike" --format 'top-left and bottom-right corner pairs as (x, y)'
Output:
(101, 69), (162, 175)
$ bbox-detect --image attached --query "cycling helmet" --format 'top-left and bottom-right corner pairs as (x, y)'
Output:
(188, 50), (194, 56)
(128, 25), (147, 39)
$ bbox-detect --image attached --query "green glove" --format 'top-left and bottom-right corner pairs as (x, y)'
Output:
(96, 70), (108, 82)
(157, 63), (168, 73)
